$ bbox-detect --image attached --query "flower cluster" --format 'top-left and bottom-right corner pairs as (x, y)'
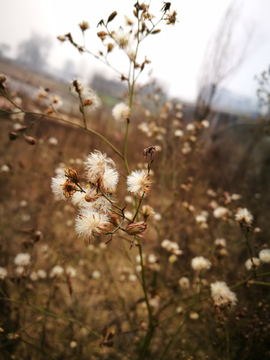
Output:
(51, 150), (153, 243)
(211, 281), (237, 312)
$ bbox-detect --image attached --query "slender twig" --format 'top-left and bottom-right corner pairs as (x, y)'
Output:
(158, 318), (186, 360)
(78, 93), (87, 129)
(224, 321), (230, 360)
(1, 104), (123, 159)
(248, 281), (270, 286)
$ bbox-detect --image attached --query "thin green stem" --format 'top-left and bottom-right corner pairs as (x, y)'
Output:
(78, 93), (87, 129)
(133, 193), (145, 222)
(224, 322), (230, 360)
(242, 225), (257, 278)
(248, 281), (270, 286)
(158, 318), (186, 360)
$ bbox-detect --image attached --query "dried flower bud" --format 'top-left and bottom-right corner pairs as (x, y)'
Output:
(64, 168), (79, 183)
(69, 79), (83, 95)
(161, 2), (171, 12)
(109, 212), (121, 227)
(140, 204), (154, 221)
(0, 75), (7, 90)
(142, 145), (158, 160)
(107, 43), (114, 52)
(57, 35), (66, 42)
(104, 340), (114, 347)
(107, 330), (115, 341)
(9, 132), (20, 140)
(79, 21), (90, 32)
(61, 180), (78, 199)
(33, 230), (43, 242)
(126, 221), (147, 237)
(97, 31), (107, 41)
(24, 135), (36, 145)
(83, 98), (94, 107)
(151, 29), (161, 34)
(85, 189), (101, 203)
(107, 11), (117, 23)
(97, 19), (105, 27)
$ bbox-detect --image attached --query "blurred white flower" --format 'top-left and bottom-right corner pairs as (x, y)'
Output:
(70, 341), (77, 348)
(186, 123), (195, 131)
(1, 165), (10, 172)
(148, 254), (157, 263)
(30, 271), (38, 281)
(50, 265), (64, 278)
(112, 27), (132, 49)
(0, 267), (8, 279)
(211, 281), (237, 308)
(66, 266), (76, 278)
(112, 102), (130, 121)
(207, 189), (217, 197)
(179, 277), (190, 289)
(245, 258), (260, 270)
(235, 208), (253, 226)
(191, 256), (211, 271)
(190, 311), (199, 319)
(231, 194), (242, 200)
(201, 120), (209, 128)
(213, 206), (228, 218)
(215, 238), (226, 247)
(92, 270), (101, 279)
(128, 274), (137, 282)
(48, 137), (58, 146)
(174, 129), (184, 137)
(124, 195), (133, 204)
(153, 213), (162, 221)
(259, 249), (270, 263)
(37, 269), (47, 279)
(14, 253), (31, 266)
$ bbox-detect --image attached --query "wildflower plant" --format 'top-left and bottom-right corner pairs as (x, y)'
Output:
(1, 2), (270, 360)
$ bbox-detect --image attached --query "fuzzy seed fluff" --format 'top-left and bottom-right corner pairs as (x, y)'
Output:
(112, 102), (130, 122)
(259, 249), (270, 263)
(75, 209), (110, 241)
(127, 170), (152, 197)
(191, 256), (211, 271)
(211, 281), (237, 307)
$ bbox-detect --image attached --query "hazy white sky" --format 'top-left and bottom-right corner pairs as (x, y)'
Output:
(1, 0), (270, 101)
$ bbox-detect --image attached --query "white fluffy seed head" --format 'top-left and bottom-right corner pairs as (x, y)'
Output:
(191, 256), (211, 271)
(112, 102), (130, 122)
(51, 174), (67, 200)
(14, 253), (31, 266)
(0, 267), (8, 279)
(213, 206), (228, 218)
(259, 249), (270, 263)
(211, 281), (237, 307)
(126, 170), (152, 197)
(75, 209), (110, 241)
(235, 208), (253, 226)
(84, 150), (115, 185)
(50, 265), (64, 278)
(179, 277), (190, 289)
(101, 167), (119, 193)
(245, 257), (260, 270)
